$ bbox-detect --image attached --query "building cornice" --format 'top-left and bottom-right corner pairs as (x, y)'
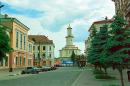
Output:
(1, 18), (30, 31)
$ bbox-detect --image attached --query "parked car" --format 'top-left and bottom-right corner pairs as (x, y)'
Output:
(51, 66), (57, 70)
(34, 67), (42, 72)
(41, 66), (52, 72)
(21, 67), (39, 74)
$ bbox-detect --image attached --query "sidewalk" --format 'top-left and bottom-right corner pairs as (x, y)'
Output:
(0, 68), (30, 80)
(71, 67), (130, 86)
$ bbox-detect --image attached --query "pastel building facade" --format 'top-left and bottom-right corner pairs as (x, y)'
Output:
(0, 14), (33, 70)
(28, 35), (55, 66)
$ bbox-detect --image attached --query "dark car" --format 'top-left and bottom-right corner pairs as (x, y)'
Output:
(51, 66), (57, 70)
(21, 67), (39, 74)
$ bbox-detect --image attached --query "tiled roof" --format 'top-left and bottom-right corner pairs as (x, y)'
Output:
(93, 19), (113, 24)
(28, 35), (53, 44)
(88, 19), (113, 31)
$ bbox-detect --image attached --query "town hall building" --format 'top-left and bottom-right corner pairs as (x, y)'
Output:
(59, 25), (81, 62)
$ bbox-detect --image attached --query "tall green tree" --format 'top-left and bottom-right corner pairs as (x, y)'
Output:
(87, 26), (101, 69)
(0, 25), (12, 61)
(106, 16), (130, 86)
(98, 24), (110, 74)
(71, 50), (76, 66)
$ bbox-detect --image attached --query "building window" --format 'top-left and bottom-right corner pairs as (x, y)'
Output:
(28, 59), (31, 66)
(42, 53), (46, 58)
(24, 35), (26, 50)
(38, 53), (40, 58)
(43, 46), (46, 50)
(29, 44), (31, 52)
(33, 46), (35, 51)
(23, 58), (26, 65)
(20, 57), (22, 65)
(30, 44), (32, 52)
(38, 46), (40, 51)
(33, 54), (35, 59)
(49, 54), (51, 58)
(20, 33), (22, 49)
(16, 57), (18, 65)
(16, 31), (19, 48)
(49, 46), (51, 51)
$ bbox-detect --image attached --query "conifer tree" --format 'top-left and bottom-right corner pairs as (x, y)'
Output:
(98, 24), (110, 74)
(71, 50), (76, 66)
(106, 16), (130, 86)
(87, 26), (101, 69)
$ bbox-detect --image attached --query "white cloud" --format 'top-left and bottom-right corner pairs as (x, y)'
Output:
(1, 0), (115, 57)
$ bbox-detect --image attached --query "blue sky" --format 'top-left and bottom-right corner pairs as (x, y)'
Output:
(1, 0), (115, 57)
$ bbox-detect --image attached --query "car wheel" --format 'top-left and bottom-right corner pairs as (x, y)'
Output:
(36, 71), (39, 74)
(21, 71), (25, 74)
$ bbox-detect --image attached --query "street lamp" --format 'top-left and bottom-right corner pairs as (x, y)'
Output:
(38, 42), (41, 66)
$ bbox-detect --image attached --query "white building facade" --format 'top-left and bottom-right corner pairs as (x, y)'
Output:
(28, 35), (55, 66)
(59, 25), (81, 61)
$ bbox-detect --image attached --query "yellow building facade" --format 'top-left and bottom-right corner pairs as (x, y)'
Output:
(1, 14), (33, 70)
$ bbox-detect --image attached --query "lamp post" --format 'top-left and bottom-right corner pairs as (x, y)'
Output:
(38, 42), (41, 66)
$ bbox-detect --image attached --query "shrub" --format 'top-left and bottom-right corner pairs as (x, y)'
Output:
(95, 74), (116, 79)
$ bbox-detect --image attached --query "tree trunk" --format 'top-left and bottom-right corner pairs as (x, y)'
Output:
(104, 67), (107, 75)
(99, 65), (102, 71)
(94, 65), (96, 69)
(118, 69), (125, 86)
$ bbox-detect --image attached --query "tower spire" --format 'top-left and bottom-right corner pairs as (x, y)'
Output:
(68, 24), (71, 28)
(66, 24), (73, 46)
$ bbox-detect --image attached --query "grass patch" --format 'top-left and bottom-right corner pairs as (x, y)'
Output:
(108, 85), (119, 86)
(95, 74), (116, 80)
(103, 84), (119, 86)
(93, 69), (105, 74)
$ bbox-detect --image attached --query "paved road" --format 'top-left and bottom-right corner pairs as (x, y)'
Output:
(0, 67), (82, 86)
(0, 67), (130, 86)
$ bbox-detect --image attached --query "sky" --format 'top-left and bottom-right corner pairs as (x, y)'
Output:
(1, 0), (115, 57)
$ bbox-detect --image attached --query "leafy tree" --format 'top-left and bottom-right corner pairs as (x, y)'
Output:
(106, 16), (130, 86)
(0, 25), (12, 61)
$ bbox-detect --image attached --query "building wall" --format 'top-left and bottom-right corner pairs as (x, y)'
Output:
(60, 48), (80, 58)
(9, 21), (29, 69)
(27, 40), (34, 67)
(33, 44), (55, 66)
(1, 18), (30, 69)
(113, 0), (130, 26)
